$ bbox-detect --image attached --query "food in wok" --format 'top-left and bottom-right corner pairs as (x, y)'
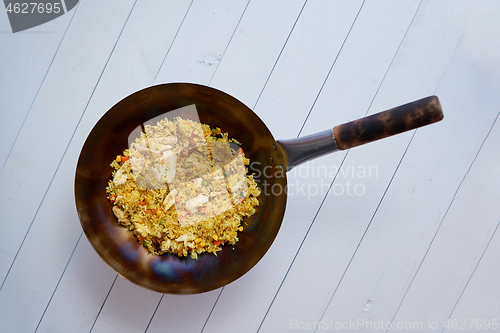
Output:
(106, 115), (260, 259)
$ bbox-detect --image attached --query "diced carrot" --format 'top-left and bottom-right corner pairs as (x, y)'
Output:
(214, 240), (222, 247)
(121, 156), (129, 162)
(109, 194), (117, 203)
(145, 209), (152, 214)
(138, 235), (145, 242)
(140, 201), (146, 206)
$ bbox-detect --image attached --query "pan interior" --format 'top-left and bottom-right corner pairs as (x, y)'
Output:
(75, 83), (287, 294)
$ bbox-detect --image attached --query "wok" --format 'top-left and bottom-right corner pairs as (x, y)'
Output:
(75, 83), (442, 294)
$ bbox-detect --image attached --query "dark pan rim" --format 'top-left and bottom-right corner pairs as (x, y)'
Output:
(75, 83), (288, 294)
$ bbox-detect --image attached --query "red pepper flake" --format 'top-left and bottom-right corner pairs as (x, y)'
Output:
(238, 197), (245, 203)
(109, 194), (117, 203)
(121, 156), (129, 162)
(138, 235), (145, 242)
(145, 209), (152, 214)
(214, 240), (222, 247)
(140, 201), (146, 206)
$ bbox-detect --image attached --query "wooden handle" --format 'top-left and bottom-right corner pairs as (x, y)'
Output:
(333, 96), (443, 150)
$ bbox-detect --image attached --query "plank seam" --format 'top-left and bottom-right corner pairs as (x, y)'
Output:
(385, 32), (469, 333)
(0, 0), (138, 323)
(34, 232), (84, 333)
(440, 219), (500, 333)
(386, 109), (500, 333)
(89, 275), (118, 333)
(0, 2), (80, 175)
(252, 0), (309, 111)
(200, 288), (224, 333)
(296, 0), (366, 138)
(208, 0), (252, 87)
(314, 129), (417, 333)
(257, 151), (351, 333)
(153, 0), (195, 83)
(143, 294), (164, 333)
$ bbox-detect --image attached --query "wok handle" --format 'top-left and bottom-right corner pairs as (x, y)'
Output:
(333, 95), (443, 150)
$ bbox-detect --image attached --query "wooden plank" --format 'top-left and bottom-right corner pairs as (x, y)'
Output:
(209, 0), (307, 109)
(390, 114), (500, 330)
(256, 0), (484, 330)
(0, 0), (136, 285)
(0, 7), (75, 171)
(35, 238), (118, 333)
(444, 212), (500, 332)
(154, 0), (248, 84)
(311, 0), (500, 328)
(91, 278), (163, 333)
(0, 1), (192, 332)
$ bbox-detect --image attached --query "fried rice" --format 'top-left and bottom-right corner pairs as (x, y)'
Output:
(106, 116), (260, 259)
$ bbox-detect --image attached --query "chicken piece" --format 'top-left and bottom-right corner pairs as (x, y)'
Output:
(112, 206), (128, 224)
(163, 189), (178, 211)
(161, 150), (178, 183)
(113, 160), (130, 186)
(175, 234), (195, 247)
(185, 194), (209, 213)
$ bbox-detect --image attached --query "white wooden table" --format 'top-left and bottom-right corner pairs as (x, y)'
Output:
(1, 0), (500, 332)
